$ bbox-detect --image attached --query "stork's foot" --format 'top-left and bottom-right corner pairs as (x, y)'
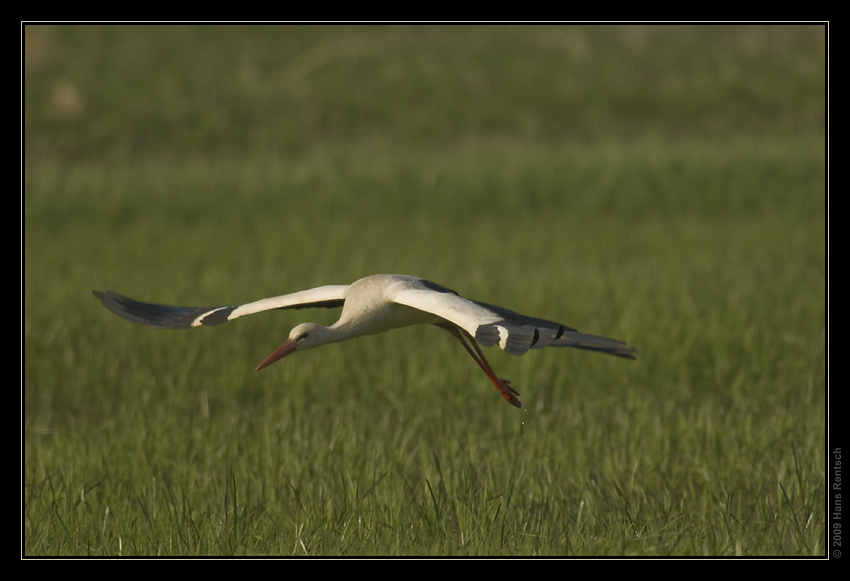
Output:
(500, 379), (520, 396)
(494, 378), (523, 408)
(435, 323), (524, 409)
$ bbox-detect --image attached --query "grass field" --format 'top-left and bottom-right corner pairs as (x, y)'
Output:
(23, 24), (826, 556)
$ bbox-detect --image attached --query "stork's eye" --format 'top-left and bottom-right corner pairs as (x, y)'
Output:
(296, 332), (309, 342)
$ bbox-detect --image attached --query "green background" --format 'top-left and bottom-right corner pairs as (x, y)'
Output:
(24, 24), (825, 556)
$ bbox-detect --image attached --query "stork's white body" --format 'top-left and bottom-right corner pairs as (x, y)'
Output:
(94, 274), (636, 408)
(313, 275), (448, 340)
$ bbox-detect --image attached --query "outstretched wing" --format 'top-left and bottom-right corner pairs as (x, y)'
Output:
(392, 278), (637, 359)
(92, 285), (348, 329)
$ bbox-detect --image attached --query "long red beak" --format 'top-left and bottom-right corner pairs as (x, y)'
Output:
(255, 339), (298, 371)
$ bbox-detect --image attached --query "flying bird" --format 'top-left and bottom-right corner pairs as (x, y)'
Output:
(93, 274), (636, 408)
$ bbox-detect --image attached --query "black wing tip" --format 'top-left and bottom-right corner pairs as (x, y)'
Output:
(92, 289), (234, 329)
(618, 348), (639, 360)
(92, 289), (124, 308)
(93, 289), (131, 306)
(572, 343), (639, 360)
(93, 289), (137, 306)
(92, 289), (169, 328)
(612, 343), (639, 360)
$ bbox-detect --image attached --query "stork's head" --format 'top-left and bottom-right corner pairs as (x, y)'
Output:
(254, 322), (329, 371)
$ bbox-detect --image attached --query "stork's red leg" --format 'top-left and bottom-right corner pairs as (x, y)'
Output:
(435, 323), (523, 408)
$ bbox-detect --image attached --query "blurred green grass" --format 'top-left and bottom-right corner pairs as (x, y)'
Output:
(24, 24), (825, 556)
(25, 24), (824, 157)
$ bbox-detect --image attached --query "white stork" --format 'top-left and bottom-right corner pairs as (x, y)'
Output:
(93, 274), (636, 408)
